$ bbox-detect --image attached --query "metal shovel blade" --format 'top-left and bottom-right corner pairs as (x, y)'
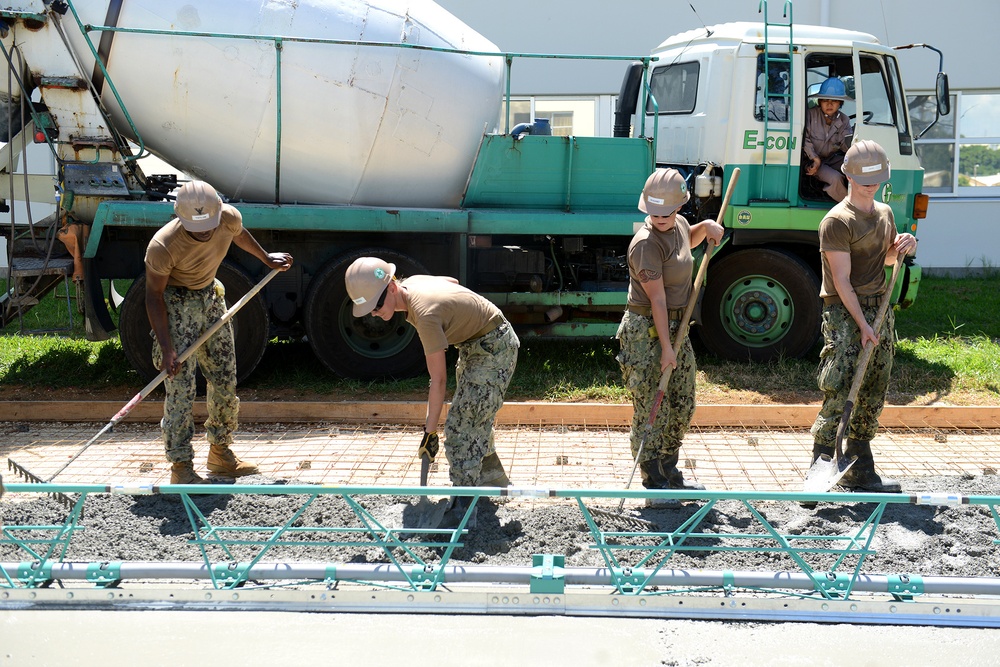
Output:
(406, 497), (450, 530)
(406, 452), (449, 530)
(802, 452), (857, 494)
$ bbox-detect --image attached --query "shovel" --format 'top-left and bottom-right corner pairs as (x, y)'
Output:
(408, 431), (448, 529)
(802, 253), (905, 495)
(6, 268), (281, 504)
(590, 167), (740, 528)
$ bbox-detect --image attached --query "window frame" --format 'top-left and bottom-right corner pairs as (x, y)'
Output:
(645, 60), (700, 116)
(910, 89), (1000, 196)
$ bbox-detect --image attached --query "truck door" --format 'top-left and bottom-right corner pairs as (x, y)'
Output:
(851, 46), (914, 161)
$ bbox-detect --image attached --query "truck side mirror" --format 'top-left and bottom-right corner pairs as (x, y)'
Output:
(935, 72), (950, 116)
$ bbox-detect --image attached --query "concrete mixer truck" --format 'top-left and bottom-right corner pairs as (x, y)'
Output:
(0, 0), (948, 381)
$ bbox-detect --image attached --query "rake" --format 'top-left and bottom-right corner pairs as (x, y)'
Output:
(589, 167), (740, 530)
(6, 268), (281, 507)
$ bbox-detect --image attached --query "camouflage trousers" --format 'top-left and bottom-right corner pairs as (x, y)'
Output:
(616, 310), (696, 462)
(151, 279), (239, 463)
(810, 303), (895, 446)
(444, 321), (519, 486)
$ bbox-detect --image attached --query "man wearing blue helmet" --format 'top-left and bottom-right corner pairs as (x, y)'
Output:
(803, 76), (854, 202)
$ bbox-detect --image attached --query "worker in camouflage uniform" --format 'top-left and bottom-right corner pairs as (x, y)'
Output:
(809, 140), (916, 492)
(345, 257), (521, 528)
(346, 256), (519, 529)
(145, 181), (293, 484)
(617, 168), (723, 504)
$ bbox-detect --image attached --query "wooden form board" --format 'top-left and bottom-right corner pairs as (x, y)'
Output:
(1, 402), (998, 429)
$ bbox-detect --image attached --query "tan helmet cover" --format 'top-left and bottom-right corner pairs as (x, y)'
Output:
(175, 180), (223, 232)
(842, 139), (890, 186)
(345, 257), (396, 317)
(638, 168), (689, 216)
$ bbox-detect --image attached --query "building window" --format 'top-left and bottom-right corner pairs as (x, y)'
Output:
(501, 98), (599, 136)
(909, 91), (1000, 194)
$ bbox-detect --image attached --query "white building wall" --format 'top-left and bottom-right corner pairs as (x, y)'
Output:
(437, 0), (1000, 274)
(3, 1), (996, 273)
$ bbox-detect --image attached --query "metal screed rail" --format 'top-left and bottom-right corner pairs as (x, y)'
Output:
(3, 482), (1000, 627)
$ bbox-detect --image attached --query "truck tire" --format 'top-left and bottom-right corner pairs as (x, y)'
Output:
(304, 248), (427, 380)
(118, 262), (270, 385)
(699, 248), (821, 361)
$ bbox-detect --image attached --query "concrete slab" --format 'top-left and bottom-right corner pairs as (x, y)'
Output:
(3, 609), (1000, 667)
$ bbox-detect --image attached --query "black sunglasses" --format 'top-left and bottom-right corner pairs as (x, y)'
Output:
(374, 287), (388, 312)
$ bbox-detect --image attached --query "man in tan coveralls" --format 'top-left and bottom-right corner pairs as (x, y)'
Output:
(145, 181), (293, 484)
(803, 76), (854, 202)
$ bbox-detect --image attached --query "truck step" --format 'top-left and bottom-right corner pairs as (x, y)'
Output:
(3, 257), (75, 333)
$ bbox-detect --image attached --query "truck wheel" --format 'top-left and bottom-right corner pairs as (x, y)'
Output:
(304, 248), (427, 380)
(118, 262), (270, 384)
(699, 248), (821, 361)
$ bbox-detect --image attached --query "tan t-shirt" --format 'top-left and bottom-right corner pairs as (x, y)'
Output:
(818, 199), (896, 299)
(626, 216), (694, 309)
(144, 205), (243, 289)
(403, 275), (502, 355)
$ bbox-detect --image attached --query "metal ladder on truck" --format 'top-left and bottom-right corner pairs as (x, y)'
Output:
(752, 0), (797, 203)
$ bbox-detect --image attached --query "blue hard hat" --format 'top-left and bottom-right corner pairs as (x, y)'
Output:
(810, 77), (851, 102)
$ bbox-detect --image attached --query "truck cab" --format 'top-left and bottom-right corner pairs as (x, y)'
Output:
(620, 20), (946, 360)
(1, 1), (948, 381)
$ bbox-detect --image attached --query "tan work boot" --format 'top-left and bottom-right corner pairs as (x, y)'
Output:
(207, 444), (260, 477)
(170, 461), (209, 484)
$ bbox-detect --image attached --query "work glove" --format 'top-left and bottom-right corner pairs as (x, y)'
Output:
(418, 430), (439, 462)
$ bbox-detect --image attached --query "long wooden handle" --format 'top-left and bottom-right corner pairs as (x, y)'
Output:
(670, 166), (741, 357)
(834, 252), (906, 458)
(44, 268), (281, 482)
(844, 253), (905, 406)
(651, 167), (742, 408)
(113, 267), (281, 423)
(619, 168), (743, 510)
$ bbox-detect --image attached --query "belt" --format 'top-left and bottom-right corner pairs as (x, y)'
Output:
(823, 293), (883, 307)
(165, 280), (221, 299)
(470, 315), (506, 341)
(627, 304), (685, 320)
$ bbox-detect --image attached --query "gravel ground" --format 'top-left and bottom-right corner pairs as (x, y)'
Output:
(3, 473), (999, 581)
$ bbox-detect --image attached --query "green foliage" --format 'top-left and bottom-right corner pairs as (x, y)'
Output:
(1, 275), (998, 405)
(0, 335), (135, 387)
(959, 144), (1000, 179)
(895, 274), (1000, 340)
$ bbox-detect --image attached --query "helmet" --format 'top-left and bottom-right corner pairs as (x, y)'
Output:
(810, 77), (851, 102)
(638, 168), (689, 216)
(174, 181), (222, 232)
(345, 257), (396, 317)
(842, 140), (890, 185)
